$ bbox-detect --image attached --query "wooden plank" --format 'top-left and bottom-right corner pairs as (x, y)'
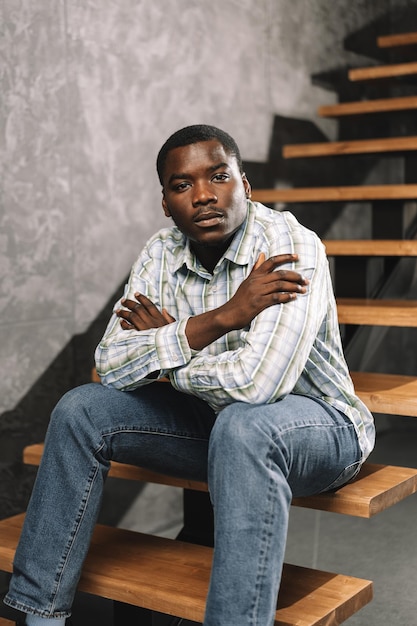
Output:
(283, 136), (417, 159)
(23, 444), (417, 518)
(378, 32), (417, 49)
(349, 61), (417, 81)
(323, 240), (417, 256)
(318, 95), (417, 118)
(351, 371), (417, 417)
(251, 184), (417, 204)
(23, 443), (207, 492)
(0, 514), (373, 626)
(0, 619), (14, 626)
(293, 464), (417, 517)
(337, 298), (417, 327)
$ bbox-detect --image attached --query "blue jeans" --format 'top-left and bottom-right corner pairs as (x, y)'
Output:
(5, 383), (362, 626)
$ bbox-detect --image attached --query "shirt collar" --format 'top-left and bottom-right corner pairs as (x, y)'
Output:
(223, 200), (256, 266)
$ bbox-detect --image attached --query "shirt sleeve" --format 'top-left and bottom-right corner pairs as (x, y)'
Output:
(95, 244), (193, 390)
(169, 230), (330, 411)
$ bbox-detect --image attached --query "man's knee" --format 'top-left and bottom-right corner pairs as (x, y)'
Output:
(209, 403), (272, 460)
(49, 383), (103, 436)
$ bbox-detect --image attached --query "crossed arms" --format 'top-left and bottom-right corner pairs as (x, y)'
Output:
(96, 234), (330, 410)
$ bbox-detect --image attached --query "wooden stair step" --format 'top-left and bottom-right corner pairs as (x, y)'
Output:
(318, 95), (417, 117)
(324, 240), (417, 256)
(24, 443), (207, 493)
(351, 371), (417, 417)
(251, 184), (417, 204)
(349, 61), (417, 82)
(378, 32), (417, 49)
(337, 298), (417, 327)
(292, 464), (417, 517)
(283, 135), (417, 158)
(0, 513), (373, 625)
(23, 444), (417, 518)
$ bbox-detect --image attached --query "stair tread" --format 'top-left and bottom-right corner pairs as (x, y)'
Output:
(337, 298), (417, 327)
(349, 61), (417, 81)
(324, 240), (417, 256)
(283, 135), (417, 158)
(318, 95), (417, 117)
(23, 443), (417, 518)
(378, 32), (417, 49)
(0, 514), (372, 625)
(292, 463), (417, 517)
(351, 371), (417, 417)
(251, 184), (417, 203)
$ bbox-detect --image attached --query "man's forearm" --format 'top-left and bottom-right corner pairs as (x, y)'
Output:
(185, 253), (308, 351)
(185, 306), (233, 351)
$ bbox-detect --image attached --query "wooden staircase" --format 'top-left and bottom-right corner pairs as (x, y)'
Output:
(283, 136), (417, 158)
(2, 25), (417, 626)
(252, 183), (417, 203)
(251, 26), (417, 441)
(316, 94), (417, 117)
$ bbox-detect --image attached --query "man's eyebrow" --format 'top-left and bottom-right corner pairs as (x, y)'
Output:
(167, 172), (189, 184)
(209, 161), (229, 173)
(167, 162), (230, 185)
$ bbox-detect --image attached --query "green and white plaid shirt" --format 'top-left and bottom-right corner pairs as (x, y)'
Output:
(96, 201), (375, 460)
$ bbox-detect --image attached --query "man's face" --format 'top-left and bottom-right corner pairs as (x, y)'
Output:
(161, 140), (251, 261)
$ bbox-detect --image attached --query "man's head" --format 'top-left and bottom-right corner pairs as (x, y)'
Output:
(157, 125), (251, 272)
(156, 124), (243, 186)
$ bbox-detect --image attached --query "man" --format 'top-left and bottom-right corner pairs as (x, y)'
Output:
(5, 125), (375, 626)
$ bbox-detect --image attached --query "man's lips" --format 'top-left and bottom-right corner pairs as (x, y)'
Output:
(194, 210), (224, 227)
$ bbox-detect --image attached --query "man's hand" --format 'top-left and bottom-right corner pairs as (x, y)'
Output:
(220, 252), (308, 330)
(117, 293), (175, 331)
(184, 253), (308, 351)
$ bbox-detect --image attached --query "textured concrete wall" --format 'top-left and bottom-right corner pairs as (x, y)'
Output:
(0, 0), (411, 519)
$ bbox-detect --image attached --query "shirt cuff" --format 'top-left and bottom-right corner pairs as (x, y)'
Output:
(154, 317), (193, 370)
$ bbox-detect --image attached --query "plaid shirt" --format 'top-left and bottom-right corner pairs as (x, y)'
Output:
(96, 201), (375, 460)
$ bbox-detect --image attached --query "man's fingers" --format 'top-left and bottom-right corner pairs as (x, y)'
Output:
(253, 253), (301, 275)
(275, 269), (309, 285)
(134, 292), (160, 311)
(260, 268), (309, 289)
(117, 294), (175, 330)
(253, 252), (266, 271)
(162, 308), (176, 323)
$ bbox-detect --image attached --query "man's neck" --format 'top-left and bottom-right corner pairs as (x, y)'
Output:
(191, 241), (231, 274)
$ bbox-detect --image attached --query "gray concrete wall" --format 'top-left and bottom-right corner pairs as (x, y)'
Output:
(0, 0), (411, 517)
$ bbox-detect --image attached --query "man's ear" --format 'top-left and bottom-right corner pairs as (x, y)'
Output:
(242, 173), (252, 199)
(162, 194), (171, 217)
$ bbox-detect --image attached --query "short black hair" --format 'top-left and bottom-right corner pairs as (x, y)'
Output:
(156, 124), (243, 185)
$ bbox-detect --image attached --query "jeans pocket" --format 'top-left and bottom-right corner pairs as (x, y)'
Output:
(320, 461), (362, 493)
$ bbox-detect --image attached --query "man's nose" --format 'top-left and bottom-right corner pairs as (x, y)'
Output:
(192, 181), (217, 206)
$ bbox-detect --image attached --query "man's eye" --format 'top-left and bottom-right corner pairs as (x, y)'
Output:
(174, 182), (190, 191)
(212, 173), (229, 182)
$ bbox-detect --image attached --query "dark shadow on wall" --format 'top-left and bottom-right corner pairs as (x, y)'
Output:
(0, 279), (146, 525)
(343, 4), (417, 63)
(243, 113), (381, 238)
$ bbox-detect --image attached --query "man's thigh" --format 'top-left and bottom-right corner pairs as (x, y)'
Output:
(69, 382), (217, 482)
(216, 394), (362, 497)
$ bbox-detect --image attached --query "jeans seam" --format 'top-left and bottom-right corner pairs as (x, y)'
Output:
(101, 427), (208, 442)
(50, 459), (101, 613)
(250, 443), (277, 625)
